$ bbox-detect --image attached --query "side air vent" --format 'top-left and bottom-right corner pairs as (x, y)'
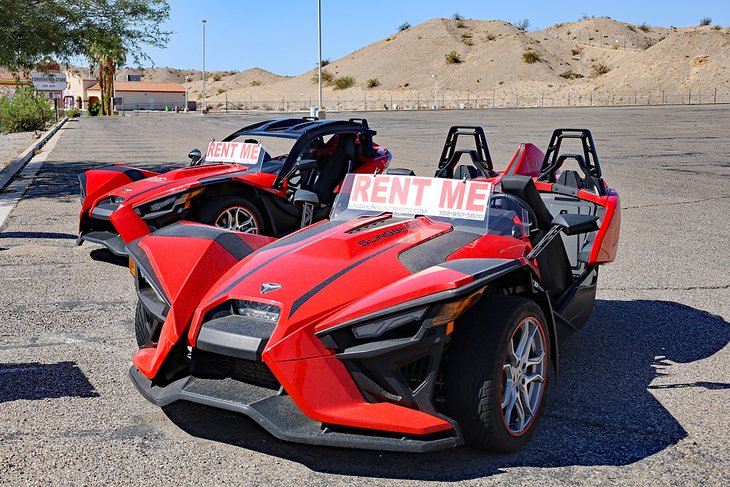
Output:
(400, 354), (432, 393)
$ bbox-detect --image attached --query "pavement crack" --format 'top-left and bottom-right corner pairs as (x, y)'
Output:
(604, 284), (730, 291)
(623, 194), (730, 209)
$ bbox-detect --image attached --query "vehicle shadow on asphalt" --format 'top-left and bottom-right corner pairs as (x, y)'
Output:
(162, 299), (730, 481)
(0, 361), (99, 404)
(0, 231), (76, 240)
(19, 161), (177, 200)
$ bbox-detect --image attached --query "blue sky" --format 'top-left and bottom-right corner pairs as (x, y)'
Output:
(139, 0), (729, 75)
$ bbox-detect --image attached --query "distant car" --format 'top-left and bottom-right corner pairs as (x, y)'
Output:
(126, 127), (620, 453)
(77, 117), (390, 256)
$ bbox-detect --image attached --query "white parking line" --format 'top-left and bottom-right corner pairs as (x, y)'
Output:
(0, 125), (66, 230)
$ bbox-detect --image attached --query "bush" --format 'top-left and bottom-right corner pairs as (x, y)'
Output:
(333, 76), (355, 90)
(700, 17), (712, 26)
(461, 33), (473, 45)
(485, 32), (496, 41)
(522, 50), (541, 63)
(250, 80), (261, 87)
(311, 68), (334, 85)
(320, 58), (331, 67)
(516, 18), (530, 31)
(211, 73), (222, 81)
(398, 22), (410, 32)
(88, 102), (100, 116)
(65, 108), (81, 118)
(216, 88), (226, 95)
(445, 50), (462, 64)
(592, 62), (611, 75)
(638, 22), (650, 32)
(712, 25), (722, 30)
(0, 87), (55, 132)
(560, 70), (584, 79)
(452, 12), (464, 21)
(571, 47), (582, 56)
(366, 78), (380, 88)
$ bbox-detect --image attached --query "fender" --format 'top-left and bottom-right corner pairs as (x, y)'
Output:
(80, 165), (158, 215)
(127, 222), (276, 378)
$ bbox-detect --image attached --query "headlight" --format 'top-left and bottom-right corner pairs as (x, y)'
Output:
(235, 300), (281, 323)
(141, 188), (205, 216)
(352, 308), (426, 339)
(148, 195), (176, 213)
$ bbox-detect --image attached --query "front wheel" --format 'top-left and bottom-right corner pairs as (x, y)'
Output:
(444, 295), (550, 452)
(195, 196), (264, 234)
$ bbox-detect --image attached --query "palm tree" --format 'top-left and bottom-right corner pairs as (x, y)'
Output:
(87, 36), (126, 116)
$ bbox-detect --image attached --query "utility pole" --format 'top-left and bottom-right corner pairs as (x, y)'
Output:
(317, 0), (323, 113)
(202, 19), (207, 112)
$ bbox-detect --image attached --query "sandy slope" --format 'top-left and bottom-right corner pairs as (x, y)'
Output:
(75, 17), (730, 107)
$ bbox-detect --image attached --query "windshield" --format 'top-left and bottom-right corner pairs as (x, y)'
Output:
(331, 174), (529, 237)
(203, 136), (298, 174)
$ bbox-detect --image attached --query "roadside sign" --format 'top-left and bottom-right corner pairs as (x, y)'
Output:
(31, 72), (67, 91)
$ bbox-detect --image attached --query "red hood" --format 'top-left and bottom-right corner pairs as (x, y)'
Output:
(109, 164), (247, 206)
(190, 216), (465, 353)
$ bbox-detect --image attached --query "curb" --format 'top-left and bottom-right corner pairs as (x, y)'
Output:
(0, 117), (68, 191)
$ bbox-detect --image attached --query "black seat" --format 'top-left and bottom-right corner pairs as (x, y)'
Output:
(454, 165), (478, 180)
(557, 170), (584, 189)
(501, 175), (573, 298)
(312, 133), (356, 205)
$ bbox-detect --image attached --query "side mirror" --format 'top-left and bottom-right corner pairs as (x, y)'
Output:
(551, 214), (599, 236)
(293, 189), (319, 207)
(188, 148), (202, 165)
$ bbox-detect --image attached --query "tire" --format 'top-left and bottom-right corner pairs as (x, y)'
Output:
(135, 300), (153, 348)
(444, 295), (550, 452)
(195, 196), (264, 234)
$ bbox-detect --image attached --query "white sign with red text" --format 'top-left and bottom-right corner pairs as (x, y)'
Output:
(347, 174), (492, 221)
(206, 141), (262, 164)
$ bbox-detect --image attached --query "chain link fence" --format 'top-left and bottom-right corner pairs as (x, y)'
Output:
(153, 88), (729, 114)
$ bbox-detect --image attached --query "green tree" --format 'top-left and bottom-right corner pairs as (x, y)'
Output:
(83, 0), (170, 115)
(0, 0), (84, 71)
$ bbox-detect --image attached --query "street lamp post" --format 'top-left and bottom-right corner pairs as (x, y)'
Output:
(317, 0), (323, 114)
(432, 74), (438, 109)
(185, 75), (190, 111)
(202, 19), (207, 113)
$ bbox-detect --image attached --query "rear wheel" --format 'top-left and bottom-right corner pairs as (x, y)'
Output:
(444, 295), (549, 452)
(196, 196), (264, 234)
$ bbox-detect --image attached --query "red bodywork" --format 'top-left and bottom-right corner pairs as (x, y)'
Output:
(127, 131), (620, 450)
(79, 145), (389, 245)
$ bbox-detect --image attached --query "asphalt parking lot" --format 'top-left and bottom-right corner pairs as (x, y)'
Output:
(0, 106), (728, 485)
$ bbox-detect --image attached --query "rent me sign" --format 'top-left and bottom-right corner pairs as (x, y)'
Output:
(347, 174), (492, 221)
(206, 141), (262, 164)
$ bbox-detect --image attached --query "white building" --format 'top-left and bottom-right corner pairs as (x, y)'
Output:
(86, 81), (186, 110)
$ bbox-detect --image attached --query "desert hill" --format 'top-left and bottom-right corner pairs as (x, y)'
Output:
(115, 17), (730, 108)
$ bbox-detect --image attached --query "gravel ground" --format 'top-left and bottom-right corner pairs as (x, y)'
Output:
(0, 109), (728, 485)
(0, 131), (36, 170)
